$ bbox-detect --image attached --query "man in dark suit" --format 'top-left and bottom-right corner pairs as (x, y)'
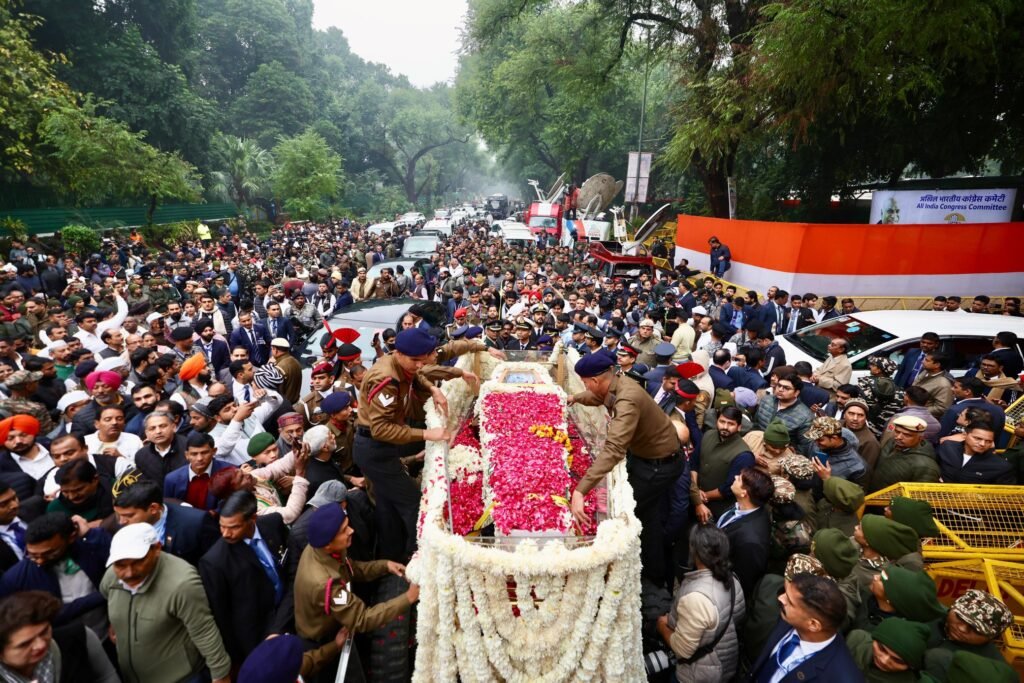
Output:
(193, 318), (230, 377)
(112, 478), (218, 566)
(264, 301), (295, 346)
(747, 574), (861, 683)
(133, 412), (188, 487)
(709, 349), (736, 391)
(759, 290), (790, 335)
(894, 332), (940, 388)
(720, 298), (752, 337)
(0, 483), (26, 572)
(164, 432), (234, 511)
(229, 310), (272, 366)
(199, 491), (289, 664)
(795, 362), (832, 409)
(718, 467), (772, 599)
(642, 343), (678, 396)
(781, 295), (816, 335)
(991, 330), (1022, 378)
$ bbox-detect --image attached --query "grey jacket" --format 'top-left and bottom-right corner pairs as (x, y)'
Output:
(668, 569), (745, 683)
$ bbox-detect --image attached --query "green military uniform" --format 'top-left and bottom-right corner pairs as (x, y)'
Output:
(848, 618), (930, 683)
(294, 545), (411, 641)
(923, 589), (1014, 680)
(0, 397), (55, 434)
(811, 528), (862, 629)
(870, 439), (939, 493)
(626, 333), (660, 367)
(811, 476), (864, 536)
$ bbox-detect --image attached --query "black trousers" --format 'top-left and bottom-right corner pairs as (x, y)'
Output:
(626, 452), (685, 588)
(353, 433), (421, 562)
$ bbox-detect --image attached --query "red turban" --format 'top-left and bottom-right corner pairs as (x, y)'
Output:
(0, 415), (40, 444)
(84, 370), (122, 393)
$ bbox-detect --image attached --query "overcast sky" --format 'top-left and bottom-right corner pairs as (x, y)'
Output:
(311, 1), (469, 88)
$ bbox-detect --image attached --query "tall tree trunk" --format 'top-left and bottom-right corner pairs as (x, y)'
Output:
(146, 193), (158, 225)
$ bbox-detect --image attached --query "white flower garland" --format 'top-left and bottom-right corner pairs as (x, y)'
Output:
(411, 352), (645, 682)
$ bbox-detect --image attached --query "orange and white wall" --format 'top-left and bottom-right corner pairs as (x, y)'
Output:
(674, 215), (1024, 296)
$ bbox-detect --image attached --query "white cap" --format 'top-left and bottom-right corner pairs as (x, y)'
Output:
(145, 312), (164, 323)
(46, 340), (68, 351)
(691, 306), (708, 316)
(107, 523), (159, 566)
(270, 338), (290, 349)
(96, 356), (128, 372)
(56, 390), (90, 412)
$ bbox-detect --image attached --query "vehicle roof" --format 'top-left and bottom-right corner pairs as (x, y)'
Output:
(301, 298), (444, 361)
(834, 310), (1024, 337)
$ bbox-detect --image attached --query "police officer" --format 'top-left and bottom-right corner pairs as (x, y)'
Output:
(294, 503), (416, 681)
(298, 362), (334, 429)
(568, 352), (683, 588)
(353, 328), (465, 561)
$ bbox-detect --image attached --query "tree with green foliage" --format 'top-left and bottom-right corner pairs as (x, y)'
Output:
(209, 135), (275, 212)
(271, 131), (342, 220)
(230, 61), (317, 150)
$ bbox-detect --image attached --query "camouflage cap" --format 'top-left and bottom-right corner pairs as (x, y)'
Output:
(783, 553), (829, 582)
(951, 589), (1013, 639)
(771, 476), (796, 504)
(779, 453), (815, 481)
(5, 370), (42, 387)
(805, 415), (843, 440)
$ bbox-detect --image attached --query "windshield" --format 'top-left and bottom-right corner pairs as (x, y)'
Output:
(529, 216), (557, 229)
(784, 315), (898, 361)
(402, 237), (437, 255)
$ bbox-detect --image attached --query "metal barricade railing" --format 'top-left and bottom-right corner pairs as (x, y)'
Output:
(863, 482), (1024, 561)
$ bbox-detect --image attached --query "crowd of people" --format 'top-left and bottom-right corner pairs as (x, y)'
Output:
(0, 215), (1018, 682)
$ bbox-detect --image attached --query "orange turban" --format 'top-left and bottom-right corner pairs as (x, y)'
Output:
(0, 415), (40, 444)
(179, 354), (207, 381)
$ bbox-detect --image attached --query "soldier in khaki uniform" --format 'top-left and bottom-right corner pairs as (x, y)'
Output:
(295, 503), (417, 679)
(568, 352), (682, 588)
(354, 328), (456, 562)
(298, 361), (335, 429)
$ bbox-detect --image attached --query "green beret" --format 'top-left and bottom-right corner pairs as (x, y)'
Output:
(65, 295), (83, 307)
(246, 432), (276, 457)
(812, 528), (859, 579)
(880, 565), (947, 623)
(871, 618), (930, 670)
(889, 496), (940, 538)
(823, 477), (865, 513)
(862, 515), (919, 560)
(763, 418), (791, 447)
(946, 650), (1017, 683)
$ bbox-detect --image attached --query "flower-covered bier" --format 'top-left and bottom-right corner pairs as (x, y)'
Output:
(479, 388), (574, 534)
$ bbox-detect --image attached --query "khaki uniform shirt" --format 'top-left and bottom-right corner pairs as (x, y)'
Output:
(357, 354), (435, 445)
(299, 390), (330, 429)
(627, 334), (660, 367)
(573, 374), (680, 494)
(294, 546), (411, 640)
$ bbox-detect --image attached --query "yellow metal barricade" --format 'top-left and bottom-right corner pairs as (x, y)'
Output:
(863, 483), (1024, 561)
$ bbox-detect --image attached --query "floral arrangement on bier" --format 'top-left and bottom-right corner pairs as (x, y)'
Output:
(408, 353), (645, 682)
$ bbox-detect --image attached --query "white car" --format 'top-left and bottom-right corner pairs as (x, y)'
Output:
(421, 218), (453, 236)
(366, 221), (397, 237)
(776, 310), (1024, 380)
(398, 212), (426, 225)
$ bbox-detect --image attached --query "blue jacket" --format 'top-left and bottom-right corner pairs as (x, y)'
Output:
(0, 528), (111, 625)
(728, 365), (767, 392)
(747, 620), (862, 683)
(894, 348), (924, 387)
(264, 315), (295, 346)
(709, 365), (735, 391)
(719, 304), (752, 335)
(710, 244), (731, 269)
(799, 383), (831, 410)
(163, 460), (234, 510)
(643, 364), (672, 397)
(334, 291), (354, 311)
(229, 323), (273, 366)
(938, 398), (1006, 440)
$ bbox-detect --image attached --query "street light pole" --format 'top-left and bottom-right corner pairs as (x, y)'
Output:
(631, 27), (652, 223)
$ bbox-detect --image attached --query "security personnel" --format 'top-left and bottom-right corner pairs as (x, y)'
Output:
(353, 328), (457, 561)
(508, 321), (536, 351)
(321, 392), (359, 483)
(334, 343), (362, 387)
(298, 361), (334, 429)
(569, 352), (682, 588)
(294, 503), (417, 678)
(483, 321), (504, 350)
